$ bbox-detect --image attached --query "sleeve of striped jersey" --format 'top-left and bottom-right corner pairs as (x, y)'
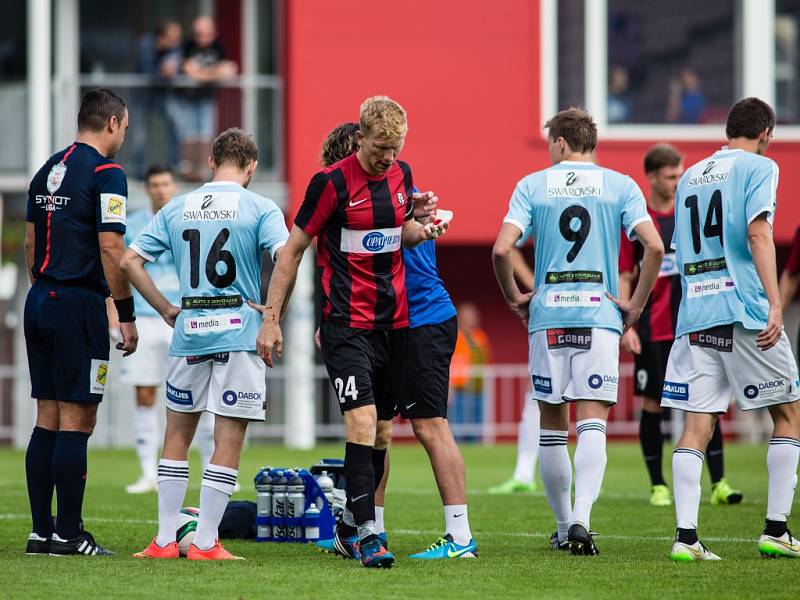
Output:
(619, 230), (636, 272)
(785, 228), (800, 275)
(294, 171), (335, 236)
(93, 165), (128, 233)
(745, 159), (779, 226)
(259, 205), (290, 260)
(620, 177), (651, 240)
(130, 209), (169, 264)
(503, 179), (533, 234)
(402, 164), (414, 221)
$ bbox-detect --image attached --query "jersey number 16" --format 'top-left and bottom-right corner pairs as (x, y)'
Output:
(182, 228), (237, 289)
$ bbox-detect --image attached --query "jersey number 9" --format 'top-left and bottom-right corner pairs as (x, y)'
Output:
(182, 228), (237, 289)
(559, 205), (591, 262)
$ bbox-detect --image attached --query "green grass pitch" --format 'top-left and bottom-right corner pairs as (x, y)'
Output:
(0, 442), (797, 599)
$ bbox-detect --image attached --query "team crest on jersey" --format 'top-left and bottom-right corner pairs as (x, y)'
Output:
(47, 162), (67, 194)
(396, 192), (405, 205)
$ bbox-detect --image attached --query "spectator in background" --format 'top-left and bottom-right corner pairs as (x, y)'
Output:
(608, 65), (632, 123)
(169, 16), (238, 182)
(450, 303), (492, 442)
(667, 68), (706, 124)
(133, 21), (183, 177)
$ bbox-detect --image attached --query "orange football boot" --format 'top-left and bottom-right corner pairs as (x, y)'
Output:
(132, 539), (180, 559)
(186, 541), (244, 560)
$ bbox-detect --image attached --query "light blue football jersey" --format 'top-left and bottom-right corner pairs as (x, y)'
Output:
(130, 181), (289, 356)
(672, 148), (778, 336)
(125, 208), (180, 318)
(504, 161), (650, 334)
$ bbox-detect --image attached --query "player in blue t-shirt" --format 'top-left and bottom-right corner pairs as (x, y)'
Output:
(493, 108), (664, 555)
(122, 129), (289, 561)
(310, 123), (475, 560)
(662, 98), (800, 561)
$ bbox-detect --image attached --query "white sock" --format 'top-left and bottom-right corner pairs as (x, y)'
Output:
(513, 393), (540, 484)
(767, 437), (800, 522)
(196, 413), (215, 472)
(673, 447), (704, 530)
(194, 464), (238, 551)
(155, 459), (189, 547)
(133, 406), (159, 481)
(375, 506), (385, 534)
(444, 504), (472, 545)
(570, 419), (607, 530)
(539, 429), (571, 541)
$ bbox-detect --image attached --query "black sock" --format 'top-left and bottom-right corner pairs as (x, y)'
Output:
(764, 519), (789, 537)
(640, 410), (665, 486)
(52, 431), (90, 539)
(676, 527), (699, 545)
(25, 427), (57, 537)
(372, 448), (387, 491)
(706, 421), (724, 485)
(343, 442), (375, 528)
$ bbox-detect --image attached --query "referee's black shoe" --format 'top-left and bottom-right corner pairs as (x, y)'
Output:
(567, 523), (599, 556)
(25, 533), (51, 555)
(50, 530), (114, 556)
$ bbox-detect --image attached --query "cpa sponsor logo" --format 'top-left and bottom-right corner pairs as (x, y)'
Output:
(35, 194), (70, 211)
(744, 379), (785, 400)
(663, 381), (689, 401)
(166, 382), (193, 405)
(532, 375), (552, 394)
(222, 390), (238, 406)
(362, 231), (401, 252)
(47, 162), (67, 194)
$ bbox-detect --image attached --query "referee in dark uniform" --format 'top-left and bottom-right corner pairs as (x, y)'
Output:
(24, 89), (138, 556)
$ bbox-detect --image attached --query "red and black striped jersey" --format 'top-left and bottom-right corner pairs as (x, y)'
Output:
(785, 227), (800, 275)
(295, 152), (414, 329)
(619, 205), (681, 342)
(26, 142), (128, 295)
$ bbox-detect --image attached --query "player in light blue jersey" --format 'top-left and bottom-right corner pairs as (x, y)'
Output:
(122, 129), (289, 561)
(119, 166), (182, 494)
(662, 98), (800, 561)
(493, 108), (664, 555)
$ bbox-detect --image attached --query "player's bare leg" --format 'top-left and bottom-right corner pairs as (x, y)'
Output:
(127, 386), (159, 494)
(25, 399), (60, 554)
(539, 402), (572, 549)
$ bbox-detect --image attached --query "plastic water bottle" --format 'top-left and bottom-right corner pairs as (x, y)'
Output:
(254, 467), (273, 540)
(286, 471), (306, 540)
(271, 470), (288, 540)
(315, 471), (335, 511)
(304, 505), (320, 541)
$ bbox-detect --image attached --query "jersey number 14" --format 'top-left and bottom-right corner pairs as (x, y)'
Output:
(684, 191), (723, 254)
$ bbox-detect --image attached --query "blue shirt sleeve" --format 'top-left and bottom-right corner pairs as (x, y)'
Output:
(258, 204), (290, 260)
(130, 208), (170, 263)
(745, 159), (779, 226)
(620, 176), (651, 240)
(503, 179), (533, 235)
(93, 166), (128, 234)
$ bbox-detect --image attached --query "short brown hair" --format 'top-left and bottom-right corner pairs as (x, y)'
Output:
(545, 108), (597, 153)
(321, 122), (359, 167)
(725, 97), (776, 140)
(77, 88), (127, 133)
(644, 144), (683, 174)
(211, 128), (258, 170)
(359, 96), (408, 141)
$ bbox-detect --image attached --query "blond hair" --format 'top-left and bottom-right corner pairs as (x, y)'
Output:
(359, 96), (408, 141)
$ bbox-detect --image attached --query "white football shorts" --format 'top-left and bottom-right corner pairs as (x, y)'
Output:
(662, 324), (800, 413)
(165, 351), (267, 421)
(528, 327), (620, 405)
(120, 316), (173, 387)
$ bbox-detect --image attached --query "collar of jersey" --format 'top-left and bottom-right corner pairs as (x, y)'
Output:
(202, 180), (242, 187)
(557, 160), (595, 166)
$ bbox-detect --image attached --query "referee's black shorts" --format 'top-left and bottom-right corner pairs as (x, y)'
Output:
(24, 279), (110, 403)
(320, 320), (407, 421)
(398, 315), (458, 420)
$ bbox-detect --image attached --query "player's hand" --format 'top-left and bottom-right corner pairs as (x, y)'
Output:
(161, 305), (181, 329)
(412, 191), (438, 221)
(756, 304), (783, 351)
(508, 290), (534, 326)
(256, 307), (283, 367)
(422, 221), (448, 240)
(606, 292), (643, 331)
(117, 321), (139, 357)
(314, 326), (322, 351)
(621, 327), (641, 355)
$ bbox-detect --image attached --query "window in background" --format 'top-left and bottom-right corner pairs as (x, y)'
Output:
(607, 0), (737, 124)
(777, 0), (800, 123)
(0, 0), (27, 173)
(557, 0), (585, 112)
